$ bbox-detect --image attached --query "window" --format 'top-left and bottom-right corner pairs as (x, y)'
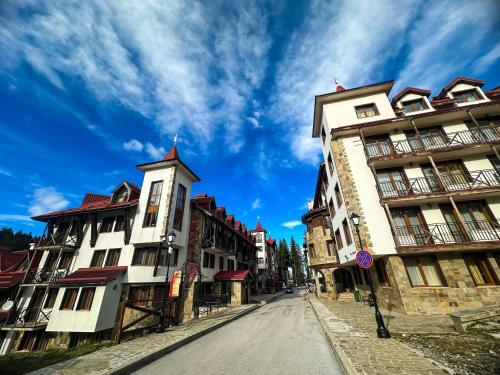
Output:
(403, 256), (445, 287)
(355, 103), (379, 119)
(209, 253), (215, 268)
(376, 168), (407, 197)
(327, 153), (334, 175)
(463, 254), (497, 286)
(342, 219), (352, 245)
(129, 286), (150, 306)
(453, 89), (481, 103)
(328, 198), (335, 218)
(100, 217), (115, 233)
(90, 250), (106, 267)
(113, 186), (129, 203)
(375, 259), (389, 286)
(321, 126), (326, 143)
(365, 134), (393, 157)
(258, 257), (264, 264)
(143, 181), (163, 227)
(44, 288), (59, 308)
(159, 248), (179, 266)
(77, 288), (95, 310)
(203, 252), (209, 268)
(132, 248), (157, 266)
(60, 288), (79, 310)
(114, 215), (125, 232)
(327, 240), (336, 257)
(335, 184), (343, 207)
(58, 252), (73, 269)
(402, 98), (428, 113)
(352, 266), (363, 285)
(227, 259), (235, 271)
(173, 184), (187, 230)
(255, 233), (263, 242)
(153, 285), (167, 301)
(219, 256), (224, 270)
(105, 249), (121, 266)
(335, 229), (343, 249)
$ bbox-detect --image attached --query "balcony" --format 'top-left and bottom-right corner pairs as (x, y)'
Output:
(377, 169), (500, 200)
(22, 268), (69, 286)
(365, 128), (499, 161)
(36, 231), (78, 251)
(3, 307), (51, 330)
(394, 220), (500, 247)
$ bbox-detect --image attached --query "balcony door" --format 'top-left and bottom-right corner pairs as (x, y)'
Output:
(25, 288), (45, 323)
(406, 126), (448, 151)
(467, 119), (499, 142)
(458, 201), (499, 240)
(391, 208), (428, 245)
(376, 168), (408, 197)
(421, 161), (470, 192)
(439, 205), (468, 243)
(365, 134), (393, 157)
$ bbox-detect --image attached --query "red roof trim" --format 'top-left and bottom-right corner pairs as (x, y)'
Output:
(391, 86), (431, 104)
(436, 76), (485, 99)
(214, 270), (251, 281)
(58, 266), (127, 285)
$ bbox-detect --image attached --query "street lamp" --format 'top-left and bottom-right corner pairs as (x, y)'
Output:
(157, 230), (176, 333)
(349, 212), (390, 339)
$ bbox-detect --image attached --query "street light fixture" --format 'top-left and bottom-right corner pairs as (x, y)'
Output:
(349, 212), (390, 339)
(157, 230), (176, 333)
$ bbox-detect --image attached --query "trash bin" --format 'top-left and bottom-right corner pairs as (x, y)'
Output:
(353, 290), (361, 302)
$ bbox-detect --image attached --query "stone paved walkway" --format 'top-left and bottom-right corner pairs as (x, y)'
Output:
(28, 299), (275, 375)
(309, 295), (452, 375)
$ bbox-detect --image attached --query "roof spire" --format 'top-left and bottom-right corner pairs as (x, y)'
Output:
(173, 133), (178, 145)
(162, 133), (180, 161)
(335, 76), (345, 92)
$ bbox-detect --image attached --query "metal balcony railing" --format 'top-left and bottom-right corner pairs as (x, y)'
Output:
(4, 307), (51, 328)
(394, 220), (500, 246)
(377, 169), (500, 198)
(366, 128), (499, 159)
(23, 268), (69, 285)
(37, 231), (78, 249)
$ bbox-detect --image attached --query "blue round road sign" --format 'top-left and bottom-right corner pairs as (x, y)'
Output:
(356, 250), (373, 269)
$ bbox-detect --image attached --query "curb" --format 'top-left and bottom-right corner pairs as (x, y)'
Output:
(307, 296), (357, 375)
(108, 293), (283, 375)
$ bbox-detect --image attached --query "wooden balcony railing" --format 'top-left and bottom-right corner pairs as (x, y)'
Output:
(394, 220), (500, 246)
(4, 307), (51, 328)
(366, 128), (499, 160)
(23, 268), (69, 285)
(377, 169), (500, 199)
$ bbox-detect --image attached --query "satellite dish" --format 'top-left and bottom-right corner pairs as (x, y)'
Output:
(1, 299), (14, 311)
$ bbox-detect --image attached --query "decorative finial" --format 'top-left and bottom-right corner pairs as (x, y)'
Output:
(173, 133), (178, 145)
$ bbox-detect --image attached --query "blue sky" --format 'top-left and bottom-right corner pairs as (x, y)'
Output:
(0, 0), (499, 243)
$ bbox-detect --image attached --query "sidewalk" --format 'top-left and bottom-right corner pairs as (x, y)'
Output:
(29, 294), (282, 375)
(308, 295), (452, 375)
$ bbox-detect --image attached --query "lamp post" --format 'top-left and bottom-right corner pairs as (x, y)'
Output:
(157, 230), (176, 333)
(349, 212), (390, 339)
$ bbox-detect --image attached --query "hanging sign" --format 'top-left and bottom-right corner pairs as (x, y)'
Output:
(169, 270), (182, 297)
(355, 250), (373, 269)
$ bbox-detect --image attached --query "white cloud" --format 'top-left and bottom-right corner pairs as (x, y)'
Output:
(28, 187), (70, 216)
(251, 198), (261, 210)
(271, 0), (498, 165)
(0, 168), (12, 177)
(282, 220), (301, 229)
(145, 142), (166, 160)
(0, 1), (271, 155)
(123, 139), (144, 152)
(473, 44), (500, 75)
(0, 214), (32, 222)
(248, 116), (261, 129)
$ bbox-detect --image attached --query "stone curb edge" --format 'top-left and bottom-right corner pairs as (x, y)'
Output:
(307, 295), (357, 375)
(107, 293), (283, 375)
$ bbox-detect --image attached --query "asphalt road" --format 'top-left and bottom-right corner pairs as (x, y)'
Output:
(133, 288), (343, 375)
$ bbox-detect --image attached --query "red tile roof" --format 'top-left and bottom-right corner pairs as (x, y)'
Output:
(163, 145), (179, 161)
(32, 199), (138, 222)
(81, 193), (110, 206)
(249, 220), (266, 233)
(57, 266), (127, 285)
(214, 270), (251, 281)
(0, 271), (25, 289)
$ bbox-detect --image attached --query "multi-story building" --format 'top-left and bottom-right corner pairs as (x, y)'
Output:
(0, 145), (259, 355)
(249, 220), (277, 292)
(304, 76), (500, 314)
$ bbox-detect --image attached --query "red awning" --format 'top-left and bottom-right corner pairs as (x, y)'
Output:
(214, 270), (251, 281)
(0, 272), (25, 289)
(58, 266), (127, 285)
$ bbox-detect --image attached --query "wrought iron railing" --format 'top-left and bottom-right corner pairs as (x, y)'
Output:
(377, 169), (500, 198)
(366, 128), (499, 159)
(198, 294), (230, 309)
(394, 220), (500, 246)
(5, 307), (51, 328)
(23, 268), (69, 285)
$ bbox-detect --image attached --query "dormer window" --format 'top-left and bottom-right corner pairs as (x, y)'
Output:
(453, 89), (482, 103)
(112, 185), (129, 203)
(402, 98), (428, 113)
(355, 103), (379, 119)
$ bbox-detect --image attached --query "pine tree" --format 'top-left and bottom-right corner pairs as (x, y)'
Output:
(276, 239), (291, 283)
(0, 227), (33, 250)
(290, 236), (306, 285)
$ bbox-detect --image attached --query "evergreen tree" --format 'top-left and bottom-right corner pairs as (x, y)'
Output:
(276, 239), (291, 283)
(290, 236), (306, 285)
(0, 227), (33, 250)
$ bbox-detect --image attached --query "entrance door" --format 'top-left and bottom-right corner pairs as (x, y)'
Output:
(25, 288), (45, 323)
